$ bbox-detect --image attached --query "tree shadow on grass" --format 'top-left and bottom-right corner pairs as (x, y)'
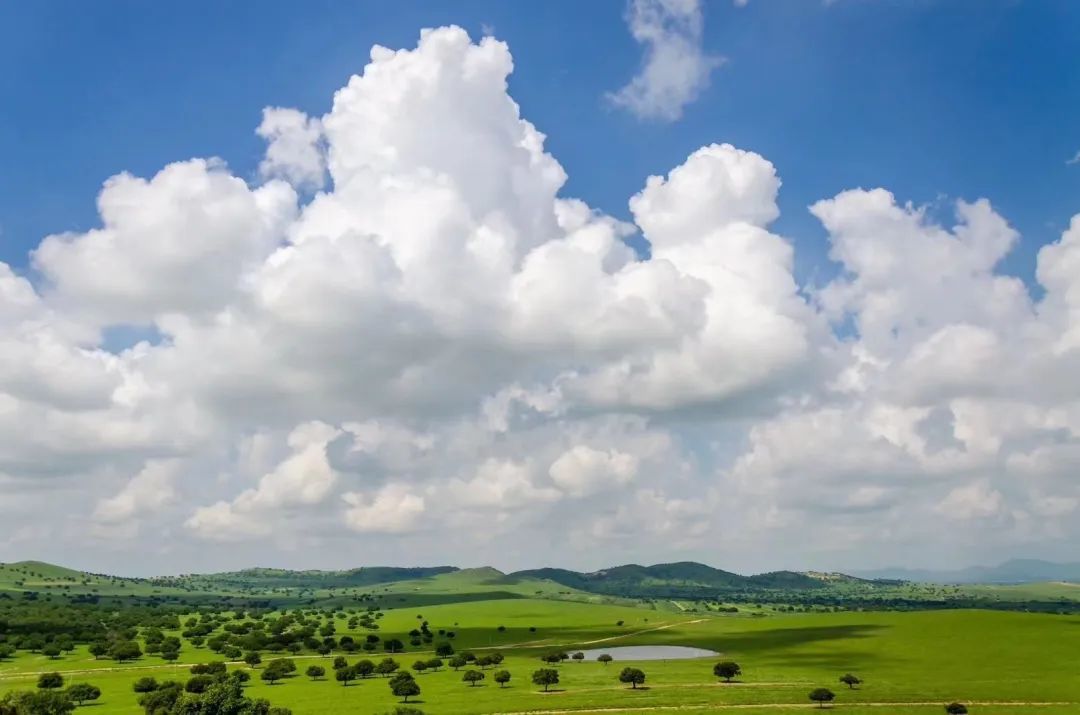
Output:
(717, 624), (891, 670)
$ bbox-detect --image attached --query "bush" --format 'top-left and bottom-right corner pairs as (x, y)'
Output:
(67, 683), (101, 705)
(37, 673), (64, 690)
(132, 677), (159, 693)
(185, 675), (214, 694)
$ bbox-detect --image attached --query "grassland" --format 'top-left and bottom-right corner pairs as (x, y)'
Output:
(4, 580), (1080, 713)
(4, 563), (1080, 713)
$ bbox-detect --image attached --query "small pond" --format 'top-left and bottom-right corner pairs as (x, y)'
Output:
(575, 645), (718, 661)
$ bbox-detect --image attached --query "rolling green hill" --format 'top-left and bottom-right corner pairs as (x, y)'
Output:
(511, 561), (823, 598)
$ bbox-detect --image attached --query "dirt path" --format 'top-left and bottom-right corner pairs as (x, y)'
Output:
(473, 618), (709, 652)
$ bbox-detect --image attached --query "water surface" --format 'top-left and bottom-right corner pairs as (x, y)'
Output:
(575, 645), (718, 661)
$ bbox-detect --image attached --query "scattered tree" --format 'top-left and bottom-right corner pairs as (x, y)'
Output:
(619, 667), (646, 689)
(463, 669), (485, 687)
(186, 675), (214, 694)
(132, 677), (159, 693)
(244, 651), (262, 668)
(37, 673), (64, 691)
(67, 684), (101, 706)
(494, 670), (511, 688)
(532, 668), (559, 692)
(840, 673), (862, 689)
(335, 666), (357, 687)
(809, 688), (836, 708)
(714, 661), (741, 683)
(944, 705), (969, 715)
(376, 658), (401, 677)
(390, 673), (421, 703)
(598, 654), (613, 666)
(306, 665), (326, 681)
(260, 668), (284, 686)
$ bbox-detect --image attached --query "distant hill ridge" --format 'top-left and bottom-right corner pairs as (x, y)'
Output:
(8, 558), (1076, 596)
(509, 561), (824, 597)
(853, 558), (1080, 584)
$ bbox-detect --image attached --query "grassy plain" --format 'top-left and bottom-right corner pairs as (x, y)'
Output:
(3, 595), (1080, 714)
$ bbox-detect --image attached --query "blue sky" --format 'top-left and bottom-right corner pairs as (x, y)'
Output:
(3, 1), (1078, 286)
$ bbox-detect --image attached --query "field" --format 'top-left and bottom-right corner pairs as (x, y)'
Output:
(4, 565), (1080, 715)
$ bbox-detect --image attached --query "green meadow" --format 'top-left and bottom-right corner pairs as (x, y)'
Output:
(4, 593), (1080, 714)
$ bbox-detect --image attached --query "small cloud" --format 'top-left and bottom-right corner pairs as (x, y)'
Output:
(1067, 150), (1080, 166)
(607, 0), (723, 122)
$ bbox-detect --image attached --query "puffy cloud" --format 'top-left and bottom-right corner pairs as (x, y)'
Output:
(93, 459), (180, 524)
(343, 484), (426, 534)
(33, 159), (297, 327)
(936, 481), (1004, 520)
(257, 107), (326, 189)
(186, 422), (341, 541)
(548, 445), (638, 497)
(5, 25), (1080, 573)
(608, 0), (723, 121)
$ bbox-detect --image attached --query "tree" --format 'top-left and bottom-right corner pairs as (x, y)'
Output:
(37, 673), (64, 690)
(384, 638), (405, 653)
(306, 665), (326, 681)
(572, 652), (585, 662)
(186, 675), (215, 693)
(0, 645), (15, 661)
(244, 651), (262, 668)
(42, 645), (61, 660)
(136, 681), (184, 714)
(714, 661), (741, 683)
(66, 684), (101, 705)
(944, 705), (969, 715)
(840, 673), (862, 689)
(532, 668), (559, 692)
(619, 667), (646, 690)
(132, 677), (159, 693)
(597, 654), (613, 666)
(809, 688), (836, 708)
(435, 643), (454, 658)
(355, 659), (375, 679)
(463, 669), (485, 687)
(494, 670), (511, 688)
(260, 668), (284, 686)
(333, 656), (348, 670)
(109, 641), (142, 663)
(1, 690), (74, 715)
(425, 658), (443, 672)
(541, 653), (562, 665)
(412, 660), (428, 675)
(390, 674), (421, 703)
(335, 666), (357, 687)
(88, 642), (108, 660)
(376, 658), (401, 677)
(449, 655), (467, 671)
